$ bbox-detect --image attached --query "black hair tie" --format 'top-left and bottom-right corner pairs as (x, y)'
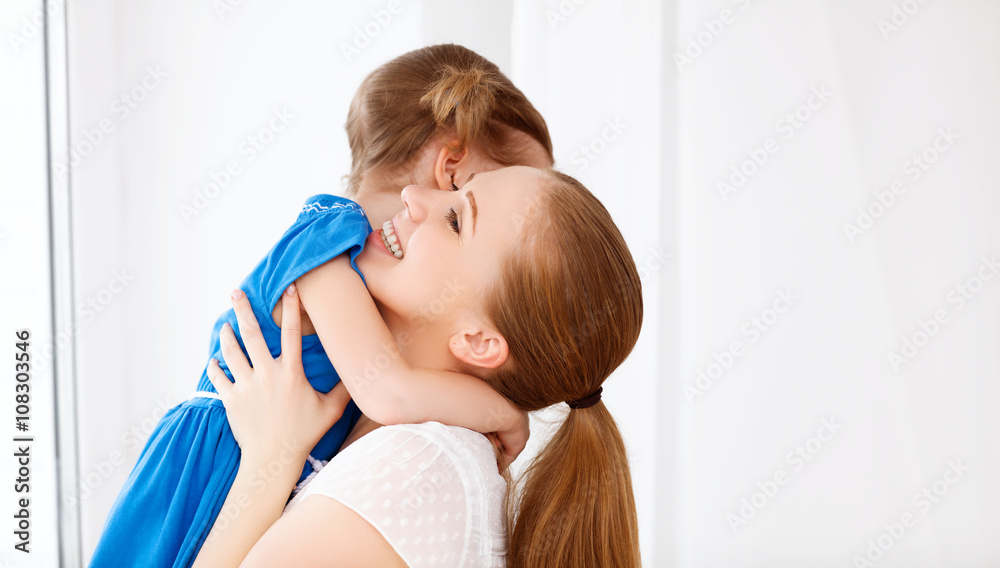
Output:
(566, 386), (603, 409)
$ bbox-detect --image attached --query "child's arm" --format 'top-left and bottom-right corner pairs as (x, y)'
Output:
(293, 255), (528, 461)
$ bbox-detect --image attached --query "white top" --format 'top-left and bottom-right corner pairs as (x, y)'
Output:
(284, 422), (508, 567)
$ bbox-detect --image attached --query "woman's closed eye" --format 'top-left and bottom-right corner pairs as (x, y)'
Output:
(447, 173), (474, 234)
(446, 208), (460, 234)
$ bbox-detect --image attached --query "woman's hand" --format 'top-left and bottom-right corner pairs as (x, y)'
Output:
(206, 283), (352, 465)
(194, 284), (350, 568)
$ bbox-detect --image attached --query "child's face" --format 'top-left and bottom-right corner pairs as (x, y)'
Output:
(357, 166), (545, 333)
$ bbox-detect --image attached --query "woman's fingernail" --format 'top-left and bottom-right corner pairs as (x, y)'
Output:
(286, 283), (296, 296)
(231, 289), (243, 301)
(209, 358), (218, 366)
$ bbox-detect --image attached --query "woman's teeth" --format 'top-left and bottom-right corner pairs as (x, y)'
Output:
(380, 221), (403, 259)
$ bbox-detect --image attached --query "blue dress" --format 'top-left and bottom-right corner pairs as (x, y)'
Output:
(89, 195), (372, 568)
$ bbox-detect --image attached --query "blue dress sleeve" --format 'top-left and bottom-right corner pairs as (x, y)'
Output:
(248, 194), (371, 321)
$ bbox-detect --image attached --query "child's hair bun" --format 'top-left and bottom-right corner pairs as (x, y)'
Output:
(420, 64), (501, 150)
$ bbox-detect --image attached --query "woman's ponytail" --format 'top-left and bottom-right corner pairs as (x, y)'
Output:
(483, 170), (644, 566)
(508, 403), (640, 568)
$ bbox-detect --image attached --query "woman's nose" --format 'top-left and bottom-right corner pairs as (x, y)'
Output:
(400, 184), (435, 224)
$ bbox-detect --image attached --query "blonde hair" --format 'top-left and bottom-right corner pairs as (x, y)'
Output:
(345, 44), (553, 194)
(486, 170), (643, 568)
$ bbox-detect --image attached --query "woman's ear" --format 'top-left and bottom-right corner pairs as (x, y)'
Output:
(448, 328), (509, 370)
(434, 140), (469, 191)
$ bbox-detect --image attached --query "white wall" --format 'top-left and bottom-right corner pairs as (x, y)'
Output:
(54, 0), (1000, 566)
(673, 0), (1000, 567)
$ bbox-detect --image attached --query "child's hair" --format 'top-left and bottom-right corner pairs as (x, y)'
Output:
(484, 170), (643, 568)
(345, 44), (554, 195)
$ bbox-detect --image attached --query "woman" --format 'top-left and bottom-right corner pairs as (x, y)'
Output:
(195, 167), (643, 567)
(90, 44), (555, 568)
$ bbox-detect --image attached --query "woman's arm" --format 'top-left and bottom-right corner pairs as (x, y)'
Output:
(193, 286), (352, 568)
(287, 255), (528, 464)
(240, 495), (408, 568)
(192, 443), (306, 568)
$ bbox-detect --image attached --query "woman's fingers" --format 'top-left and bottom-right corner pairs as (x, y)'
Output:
(218, 322), (253, 379)
(230, 289), (272, 366)
(279, 283), (304, 372)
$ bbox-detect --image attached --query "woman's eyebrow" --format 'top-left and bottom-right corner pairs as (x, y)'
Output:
(466, 191), (478, 235)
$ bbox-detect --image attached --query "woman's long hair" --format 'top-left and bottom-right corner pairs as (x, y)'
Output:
(485, 170), (643, 568)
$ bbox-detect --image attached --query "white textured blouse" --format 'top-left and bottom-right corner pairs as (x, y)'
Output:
(283, 422), (508, 567)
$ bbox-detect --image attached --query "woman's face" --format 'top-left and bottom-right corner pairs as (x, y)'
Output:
(356, 166), (545, 331)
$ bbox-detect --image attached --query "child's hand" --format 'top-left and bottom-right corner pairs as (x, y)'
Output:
(206, 284), (352, 465)
(493, 404), (530, 470)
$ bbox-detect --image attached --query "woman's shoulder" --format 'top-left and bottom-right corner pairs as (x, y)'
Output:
(286, 422), (507, 567)
(370, 422), (500, 464)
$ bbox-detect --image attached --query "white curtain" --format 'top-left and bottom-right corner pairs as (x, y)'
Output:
(57, 0), (998, 566)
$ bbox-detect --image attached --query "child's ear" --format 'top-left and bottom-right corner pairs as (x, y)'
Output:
(448, 329), (508, 370)
(434, 140), (469, 191)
